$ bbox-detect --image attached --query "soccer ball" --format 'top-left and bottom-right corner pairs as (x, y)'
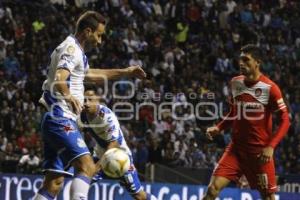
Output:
(100, 147), (130, 178)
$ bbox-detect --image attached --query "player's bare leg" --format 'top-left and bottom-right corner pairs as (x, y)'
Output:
(70, 154), (97, 200)
(33, 171), (64, 200)
(132, 191), (147, 200)
(132, 190), (158, 200)
(260, 192), (275, 200)
(202, 176), (231, 200)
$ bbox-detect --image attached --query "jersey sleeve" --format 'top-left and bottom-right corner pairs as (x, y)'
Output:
(268, 83), (290, 148)
(57, 45), (78, 72)
(106, 115), (121, 142)
(269, 83), (287, 112)
(98, 105), (121, 142)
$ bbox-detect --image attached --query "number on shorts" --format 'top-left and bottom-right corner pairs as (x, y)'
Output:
(257, 173), (268, 189)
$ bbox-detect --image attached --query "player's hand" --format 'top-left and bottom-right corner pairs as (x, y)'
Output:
(206, 126), (220, 141)
(95, 160), (102, 171)
(258, 146), (274, 164)
(65, 95), (82, 115)
(127, 65), (146, 79)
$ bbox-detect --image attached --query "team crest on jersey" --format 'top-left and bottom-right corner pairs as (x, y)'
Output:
(235, 86), (243, 93)
(67, 45), (75, 54)
(255, 88), (262, 97)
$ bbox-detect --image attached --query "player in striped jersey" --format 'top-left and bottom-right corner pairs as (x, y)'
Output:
(35, 11), (146, 200)
(80, 89), (157, 200)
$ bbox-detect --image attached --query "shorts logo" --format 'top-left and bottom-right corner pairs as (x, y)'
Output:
(77, 138), (86, 148)
(63, 124), (75, 134)
(255, 88), (262, 97)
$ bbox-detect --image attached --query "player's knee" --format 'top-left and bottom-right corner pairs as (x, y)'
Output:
(73, 155), (97, 177)
(206, 184), (221, 198)
(132, 191), (147, 200)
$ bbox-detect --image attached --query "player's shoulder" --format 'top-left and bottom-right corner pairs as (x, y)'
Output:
(230, 75), (245, 84)
(99, 105), (120, 128)
(99, 105), (118, 120)
(57, 35), (82, 55)
(259, 75), (279, 89)
(231, 75), (245, 81)
(98, 104), (113, 115)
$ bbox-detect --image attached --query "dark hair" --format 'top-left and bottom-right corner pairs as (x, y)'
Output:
(240, 44), (263, 62)
(76, 11), (106, 33)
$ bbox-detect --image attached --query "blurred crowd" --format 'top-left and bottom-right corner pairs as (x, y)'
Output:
(0, 0), (300, 179)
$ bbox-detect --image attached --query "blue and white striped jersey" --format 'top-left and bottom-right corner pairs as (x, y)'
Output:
(39, 35), (89, 121)
(80, 104), (131, 157)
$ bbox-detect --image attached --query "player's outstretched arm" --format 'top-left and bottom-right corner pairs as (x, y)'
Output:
(85, 65), (146, 83)
(206, 97), (234, 141)
(215, 80), (235, 133)
(216, 107), (234, 132)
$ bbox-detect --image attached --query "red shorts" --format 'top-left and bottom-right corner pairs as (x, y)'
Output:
(213, 146), (277, 194)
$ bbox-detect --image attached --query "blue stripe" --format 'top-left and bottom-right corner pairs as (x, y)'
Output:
(83, 53), (88, 69)
(40, 112), (49, 131)
(43, 91), (64, 117)
(101, 106), (111, 114)
(117, 130), (123, 145)
(38, 188), (55, 200)
(44, 91), (57, 106)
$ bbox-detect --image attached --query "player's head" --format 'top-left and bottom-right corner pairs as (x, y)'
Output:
(239, 44), (262, 76)
(84, 89), (100, 105)
(76, 11), (106, 50)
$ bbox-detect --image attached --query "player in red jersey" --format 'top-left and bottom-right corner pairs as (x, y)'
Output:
(202, 44), (290, 200)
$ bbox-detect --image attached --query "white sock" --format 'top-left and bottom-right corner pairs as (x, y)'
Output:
(70, 175), (91, 200)
(147, 193), (158, 200)
(33, 188), (55, 200)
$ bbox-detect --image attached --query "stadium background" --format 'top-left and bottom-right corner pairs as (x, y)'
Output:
(0, 0), (300, 199)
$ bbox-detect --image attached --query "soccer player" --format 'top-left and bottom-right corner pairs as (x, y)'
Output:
(203, 44), (290, 200)
(35, 11), (146, 200)
(80, 89), (158, 200)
